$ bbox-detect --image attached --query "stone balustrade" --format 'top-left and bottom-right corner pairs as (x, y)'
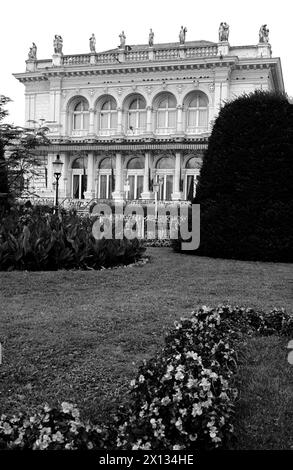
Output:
(31, 45), (219, 70)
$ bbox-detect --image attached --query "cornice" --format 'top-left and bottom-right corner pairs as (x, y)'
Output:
(14, 57), (237, 83)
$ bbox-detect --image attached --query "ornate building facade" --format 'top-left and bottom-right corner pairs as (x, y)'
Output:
(14, 24), (284, 206)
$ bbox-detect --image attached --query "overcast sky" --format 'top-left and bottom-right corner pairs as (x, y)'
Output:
(1, 0), (292, 125)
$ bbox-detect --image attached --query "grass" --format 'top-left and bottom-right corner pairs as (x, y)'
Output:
(0, 247), (292, 448)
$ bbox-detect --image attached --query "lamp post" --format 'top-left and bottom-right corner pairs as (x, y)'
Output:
(153, 181), (159, 219)
(52, 154), (63, 213)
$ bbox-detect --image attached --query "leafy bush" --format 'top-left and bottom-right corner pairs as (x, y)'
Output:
(1, 305), (292, 450)
(0, 204), (145, 271)
(175, 91), (293, 261)
(0, 402), (111, 450)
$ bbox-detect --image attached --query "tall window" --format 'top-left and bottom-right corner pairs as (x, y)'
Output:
(71, 156), (88, 199)
(185, 157), (201, 200)
(100, 98), (117, 131)
(155, 156), (174, 201)
(128, 97), (147, 131)
(126, 156), (144, 200)
(156, 95), (176, 130)
(98, 157), (115, 199)
(72, 100), (89, 130)
(186, 92), (208, 132)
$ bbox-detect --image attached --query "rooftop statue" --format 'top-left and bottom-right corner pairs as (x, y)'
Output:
(119, 31), (126, 48)
(89, 33), (96, 53)
(259, 24), (269, 43)
(53, 35), (63, 54)
(179, 26), (187, 45)
(149, 28), (154, 47)
(28, 42), (37, 60)
(218, 22), (229, 42)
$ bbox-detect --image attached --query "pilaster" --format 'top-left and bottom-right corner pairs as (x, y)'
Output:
(112, 153), (124, 201)
(171, 152), (183, 200)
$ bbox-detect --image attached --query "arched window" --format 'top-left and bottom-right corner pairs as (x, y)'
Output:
(156, 157), (174, 169)
(127, 156), (145, 169)
(156, 95), (176, 129)
(125, 156), (145, 200)
(185, 157), (201, 169)
(98, 157), (115, 199)
(155, 156), (175, 200)
(72, 100), (89, 130)
(128, 97), (147, 131)
(184, 156), (201, 201)
(185, 92), (208, 133)
(99, 157), (112, 169)
(71, 156), (88, 199)
(100, 98), (117, 131)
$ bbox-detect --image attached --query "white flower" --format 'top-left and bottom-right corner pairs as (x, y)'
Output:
(192, 403), (203, 417)
(52, 431), (64, 443)
(175, 370), (185, 380)
(71, 408), (80, 419)
(187, 377), (198, 389)
(186, 351), (200, 361)
(138, 375), (145, 383)
(175, 418), (183, 430)
(3, 422), (12, 435)
(61, 402), (73, 414)
(173, 444), (184, 450)
(179, 408), (187, 417)
(161, 396), (171, 406)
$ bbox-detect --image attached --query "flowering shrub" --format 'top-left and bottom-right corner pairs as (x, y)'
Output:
(0, 402), (110, 450)
(143, 239), (172, 248)
(0, 204), (145, 271)
(0, 305), (292, 450)
(113, 306), (293, 450)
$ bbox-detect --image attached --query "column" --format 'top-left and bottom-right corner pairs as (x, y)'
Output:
(88, 108), (95, 135)
(141, 152), (153, 200)
(112, 153), (124, 201)
(171, 152), (183, 201)
(60, 152), (69, 199)
(176, 105), (183, 134)
(43, 153), (55, 199)
(211, 68), (230, 121)
(84, 152), (96, 199)
(117, 107), (123, 135)
(146, 106), (153, 134)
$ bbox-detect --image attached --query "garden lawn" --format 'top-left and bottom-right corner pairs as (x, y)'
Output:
(0, 247), (292, 449)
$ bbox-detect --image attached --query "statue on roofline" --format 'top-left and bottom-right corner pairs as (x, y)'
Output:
(259, 24), (269, 43)
(149, 28), (154, 47)
(53, 35), (63, 54)
(218, 22), (229, 42)
(28, 42), (37, 60)
(89, 33), (96, 53)
(179, 26), (187, 44)
(119, 31), (126, 48)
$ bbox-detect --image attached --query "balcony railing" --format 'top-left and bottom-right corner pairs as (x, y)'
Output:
(71, 129), (89, 137)
(42, 45), (219, 69)
(185, 126), (209, 135)
(66, 127), (208, 139)
(154, 128), (177, 135)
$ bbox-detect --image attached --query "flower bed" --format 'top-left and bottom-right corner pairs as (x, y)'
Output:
(0, 204), (145, 271)
(0, 306), (292, 450)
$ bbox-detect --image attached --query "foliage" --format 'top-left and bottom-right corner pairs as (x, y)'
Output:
(1, 305), (292, 450)
(175, 91), (293, 261)
(0, 95), (49, 210)
(0, 204), (145, 271)
(0, 402), (110, 450)
(113, 305), (293, 450)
